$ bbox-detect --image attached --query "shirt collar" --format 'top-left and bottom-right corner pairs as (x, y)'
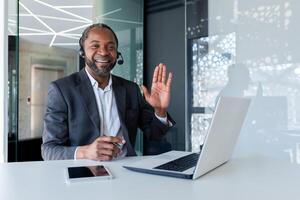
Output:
(85, 68), (112, 91)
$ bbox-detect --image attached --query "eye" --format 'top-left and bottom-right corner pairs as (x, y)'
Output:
(108, 45), (116, 51)
(91, 44), (99, 49)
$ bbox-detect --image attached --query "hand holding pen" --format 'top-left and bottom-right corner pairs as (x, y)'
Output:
(76, 136), (126, 161)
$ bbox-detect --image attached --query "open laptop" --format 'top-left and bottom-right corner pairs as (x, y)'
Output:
(123, 97), (251, 179)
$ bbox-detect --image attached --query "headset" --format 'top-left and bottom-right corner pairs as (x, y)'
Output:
(79, 41), (124, 65)
(117, 52), (124, 65)
(79, 24), (124, 65)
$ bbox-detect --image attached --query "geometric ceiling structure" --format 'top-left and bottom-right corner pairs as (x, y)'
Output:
(15, 0), (94, 48)
(9, 0), (143, 49)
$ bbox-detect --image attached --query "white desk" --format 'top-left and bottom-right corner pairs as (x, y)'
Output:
(0, 154), (300, 200)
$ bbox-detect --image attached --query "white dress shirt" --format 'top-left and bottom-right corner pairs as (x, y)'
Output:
(74, 69), (169, 159)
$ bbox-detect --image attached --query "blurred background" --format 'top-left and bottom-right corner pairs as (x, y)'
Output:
(3, 0), (300, 166)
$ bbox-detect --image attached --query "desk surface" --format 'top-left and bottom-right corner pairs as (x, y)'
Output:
(0, 154), (300, 200)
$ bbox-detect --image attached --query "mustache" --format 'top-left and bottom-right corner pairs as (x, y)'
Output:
(85, 57), (116, 77)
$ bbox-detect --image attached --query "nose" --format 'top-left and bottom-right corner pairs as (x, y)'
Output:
(97, 46), (109, 56)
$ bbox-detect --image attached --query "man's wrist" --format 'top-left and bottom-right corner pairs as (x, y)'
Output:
(76, 146), (86, 160)
(155, 112), (173, 127)
(154, 108), (167, 118)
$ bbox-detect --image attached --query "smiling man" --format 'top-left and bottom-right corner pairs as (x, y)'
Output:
(41, 23), (175, 161)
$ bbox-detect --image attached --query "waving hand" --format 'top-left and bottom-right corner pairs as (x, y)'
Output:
(141, 63), (172, 117)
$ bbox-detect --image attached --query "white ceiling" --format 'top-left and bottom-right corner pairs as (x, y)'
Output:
(8, 0), (95, 49)
(8, 0), (143, 49)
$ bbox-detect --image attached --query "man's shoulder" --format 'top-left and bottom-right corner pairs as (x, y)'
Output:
(112, 74), (138, 87)
(53, 71), (82, 87)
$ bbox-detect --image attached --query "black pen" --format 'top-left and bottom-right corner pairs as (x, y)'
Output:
(112, 142), (123, 149)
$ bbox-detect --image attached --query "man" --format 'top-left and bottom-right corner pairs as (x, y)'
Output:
(41, 23), (174, 161)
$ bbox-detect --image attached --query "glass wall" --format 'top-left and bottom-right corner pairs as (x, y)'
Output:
(94, 0), (144, 154)
(7, 0), (18, 162)
(187, 0), (300, 164)
(1, 0), (10, 163)
(186, 0), (208, 151)
(8, 0), (143, 161)
(94, 0), (144, 85)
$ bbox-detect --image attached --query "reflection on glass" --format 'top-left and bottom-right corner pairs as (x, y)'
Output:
(8, 68), (18, 140)
(135, 49), (143, 86)
(192, 33), (236, 108)
(191, 113), (212, 152)
(7, 0), (19, 162)
(190, 33), (235, 152)
(13, 0), (144, 155)
(190, 3), (300, 158)
(94, 0), (144, 154)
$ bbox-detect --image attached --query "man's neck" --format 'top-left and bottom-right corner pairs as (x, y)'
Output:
(97, 77), (110, 89)
(85, 66), (110, 89)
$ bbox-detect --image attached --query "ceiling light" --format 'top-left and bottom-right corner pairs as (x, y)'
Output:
(55, 5), (93, 9)
(19, 1), (55, 33)
(19, 14), (88, 23)
(49, 34), (57, 47)
(34, 0), (92, 23)
(52, 43), (78, 46)
(58, 24), (91, 34)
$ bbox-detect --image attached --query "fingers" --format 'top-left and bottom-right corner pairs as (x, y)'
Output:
(141, 85), (150, 100)
(158, 64), (163, 82)
(97, 154), (113, 161)
(98, 148), (116, 158)
(161, 64), (166, 84)
(89, 136), (126, 161)
(99, 142), (115, 150)
(152, 65), (159, 83)
(97, 136), (125, 144)
(166, 72), (173, 92)
(153, 63), (170, 85)
(96, 146), (119, 161)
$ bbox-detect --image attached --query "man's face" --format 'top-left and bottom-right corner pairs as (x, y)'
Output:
(83, 27), (118, 77)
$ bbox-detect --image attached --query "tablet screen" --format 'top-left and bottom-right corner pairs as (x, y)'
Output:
(68, 165), (111, 179)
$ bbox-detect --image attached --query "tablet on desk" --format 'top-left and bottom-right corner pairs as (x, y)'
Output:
(66, 165), (113, 184)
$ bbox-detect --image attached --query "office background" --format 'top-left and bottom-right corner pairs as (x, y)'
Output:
(1, 0), (300, 165)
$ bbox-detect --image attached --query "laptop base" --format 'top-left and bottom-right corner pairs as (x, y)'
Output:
(123, 166), (194, 179)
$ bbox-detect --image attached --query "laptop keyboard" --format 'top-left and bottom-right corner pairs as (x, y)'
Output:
(154, 153), (200, 172)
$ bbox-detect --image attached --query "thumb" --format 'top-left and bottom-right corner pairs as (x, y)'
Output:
(141, 85), (150, 100)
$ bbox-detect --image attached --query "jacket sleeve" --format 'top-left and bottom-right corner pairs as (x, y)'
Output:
(41, 82), (76, 160)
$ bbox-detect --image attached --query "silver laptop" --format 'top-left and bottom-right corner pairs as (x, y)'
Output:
(123, 97), (251, 179)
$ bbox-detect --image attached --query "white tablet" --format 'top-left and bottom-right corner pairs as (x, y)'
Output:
(66, 165), (113, 184)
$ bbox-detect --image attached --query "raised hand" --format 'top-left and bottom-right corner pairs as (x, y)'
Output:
(141, 63), (172, 117)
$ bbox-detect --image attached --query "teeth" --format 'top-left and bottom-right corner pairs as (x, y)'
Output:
(95, 60), (109, 63)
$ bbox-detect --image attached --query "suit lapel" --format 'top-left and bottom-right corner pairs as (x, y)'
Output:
(76, 70), (100, 133)
(112, 76), (136, 156)
(112, 75), (126, 123)
(75, 72), (136, 155)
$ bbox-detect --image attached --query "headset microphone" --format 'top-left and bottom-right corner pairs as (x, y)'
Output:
(117, 52), (124, 65)
(79, 48), (123, 65)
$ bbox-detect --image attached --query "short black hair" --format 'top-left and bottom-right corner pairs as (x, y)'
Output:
(79, 23), (119, 50)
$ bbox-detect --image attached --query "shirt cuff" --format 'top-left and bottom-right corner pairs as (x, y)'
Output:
(155, 113), (173, 127)
(74, 147), (78, 160)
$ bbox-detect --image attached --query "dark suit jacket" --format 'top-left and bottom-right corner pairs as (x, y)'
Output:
(41, 69), (174, 160)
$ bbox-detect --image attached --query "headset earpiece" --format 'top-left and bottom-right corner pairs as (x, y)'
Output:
(117, 52), (124, 65)
(79, 47), (85, 58)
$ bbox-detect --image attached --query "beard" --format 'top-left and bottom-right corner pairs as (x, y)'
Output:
(85, 57), (116, 77)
